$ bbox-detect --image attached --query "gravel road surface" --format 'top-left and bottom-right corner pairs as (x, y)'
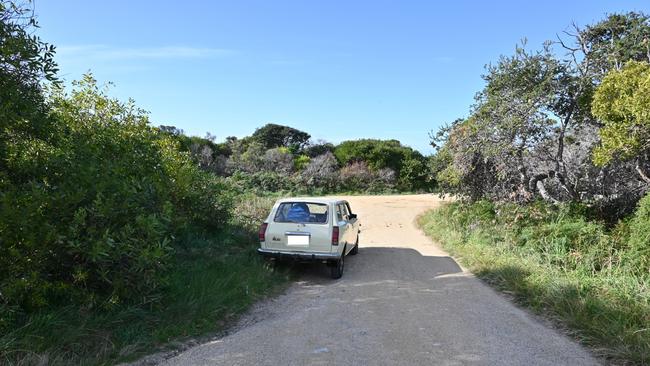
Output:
(162, 194), (599, 366)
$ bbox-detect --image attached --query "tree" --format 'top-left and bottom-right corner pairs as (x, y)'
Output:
(262, 147), (294, 174)
(430, 118), (501, 201)
(251, 123), (311, 152)
(227, 141), (265, 173)
(592, 61), (650, 182)
(432, 12), (650, 209)
(334, 139), (428, 191)
(574, 12), (650, 79)
(440, 43), (576, 202)
(299, 152), (339, 190)
(158, 125), (184, 136)
(339, 161), (374, 191)
(304, 139), (335, 157)
(1, 1), (58, 179)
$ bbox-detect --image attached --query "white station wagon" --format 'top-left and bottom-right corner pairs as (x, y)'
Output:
(258, 198), (360, 278)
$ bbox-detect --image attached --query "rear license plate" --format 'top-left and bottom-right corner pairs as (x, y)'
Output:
(287, 235), (309, 246)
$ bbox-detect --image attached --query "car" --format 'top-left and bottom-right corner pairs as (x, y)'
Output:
(257, 197), (360, 279)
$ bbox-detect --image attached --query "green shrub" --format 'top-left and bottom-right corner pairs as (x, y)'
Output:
(294, 154), (311, 170)
(334, 139), (429, 191)
(0, 76), (234, 316)
(625, 192), (650, 274)
(231, 193), (276, 231)
(227, 171), (295, 193)
(419, 200), (650, 364)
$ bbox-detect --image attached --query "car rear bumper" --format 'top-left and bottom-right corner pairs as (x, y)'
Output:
(257, 248), (340, 261)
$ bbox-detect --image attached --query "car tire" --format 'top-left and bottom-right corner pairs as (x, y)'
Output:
(330, 252), (344, 279)
(350, 236), (359, 255)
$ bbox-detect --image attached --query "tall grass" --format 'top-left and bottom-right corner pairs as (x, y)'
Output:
(418, 201), (650, 365)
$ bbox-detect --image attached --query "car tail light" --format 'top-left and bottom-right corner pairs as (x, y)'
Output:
(332, 226), (339, 246)
(259, 223), (268, 242)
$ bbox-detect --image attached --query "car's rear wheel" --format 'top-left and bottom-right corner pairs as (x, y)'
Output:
(330, 252), (344, 279)
(350, 236), (359, 255)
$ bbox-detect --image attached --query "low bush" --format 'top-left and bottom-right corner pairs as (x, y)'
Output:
(227, 171), (295, 193)
(0, 230), (289, 365)
(419, 199), (650, 364)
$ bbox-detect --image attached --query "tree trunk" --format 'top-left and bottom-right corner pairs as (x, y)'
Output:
(555, 102), (577, 200)
(635, 157), (650, 183)
(536, 179), (560, 204)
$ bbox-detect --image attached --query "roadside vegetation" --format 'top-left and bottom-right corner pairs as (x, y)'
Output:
(0, 8), (287, 360)
(4, 0), (650, 364)
(423, 11), (650, 365)
(419, 201), (649, 364)
(160, 125), (431, 195)
(0, 2), (431, 365)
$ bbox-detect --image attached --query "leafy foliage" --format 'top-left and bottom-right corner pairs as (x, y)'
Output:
(419, 201), (650, 364)
(298, 151), (339, 191)
(624, 193), (650, 274)
(580, 12), (650, 78)
(304, 140), (335, 157)
(251, 123), (311, 152)
(423, 14), (650, 365)
(1, 75), (234, 317)
(592, 61), (650, 166)
(0, 0), (58, 178)
(334, 139), (429, 190)
(170, 128), (433, 193)
(431, 12), (650, 215)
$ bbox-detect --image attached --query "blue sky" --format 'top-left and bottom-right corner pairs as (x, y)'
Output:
(37, 1), (648, 153)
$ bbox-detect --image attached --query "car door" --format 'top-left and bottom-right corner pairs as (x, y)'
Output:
(335, 203), (350, 253)
(345, 201), (359, 244)
(338, 202), (354, 253)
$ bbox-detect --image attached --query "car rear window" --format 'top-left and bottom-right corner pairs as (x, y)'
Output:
(274, 202), (328, 224)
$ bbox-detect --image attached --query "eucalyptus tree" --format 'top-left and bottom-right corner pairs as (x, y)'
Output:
(432, 12), (650, 209)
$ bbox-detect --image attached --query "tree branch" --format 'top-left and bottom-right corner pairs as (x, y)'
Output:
(635, 157), (650, 183)
(536, 179), (560, 204)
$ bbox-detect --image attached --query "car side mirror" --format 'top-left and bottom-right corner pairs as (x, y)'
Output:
(348, 213), (357, 220)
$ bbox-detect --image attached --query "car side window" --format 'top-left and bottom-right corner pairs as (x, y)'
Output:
(340, 203), (349, 220)
(345, 202), (353, 216)
(336, 204), (343, 222)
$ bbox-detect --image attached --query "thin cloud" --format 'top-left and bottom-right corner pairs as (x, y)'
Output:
(56, 45), (235, 61)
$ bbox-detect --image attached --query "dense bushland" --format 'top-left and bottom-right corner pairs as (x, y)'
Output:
(426, 11), (650, 365)
(161, 125), (432, 194)
(419, 200), (649, 364)
(1, 73), (238, 314)
(0, 2), (433, 362)
(0, 195), (285, 365)
(0, 3), (288, 364)
(431, 12), (650, 217)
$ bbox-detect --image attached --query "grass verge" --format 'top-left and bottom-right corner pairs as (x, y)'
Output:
(1, 196), (290, 366)
(418, 201), (649, 365)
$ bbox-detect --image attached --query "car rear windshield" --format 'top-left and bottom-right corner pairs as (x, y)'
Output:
(274, 202), (328, 224)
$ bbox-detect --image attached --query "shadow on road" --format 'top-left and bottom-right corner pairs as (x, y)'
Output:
(163, 247), (600, 366)
(280, 246), (464, 285)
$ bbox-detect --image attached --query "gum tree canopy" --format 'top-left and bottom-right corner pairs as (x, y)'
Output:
(430, 12), (650, 210)
(251, 123), (311, 151)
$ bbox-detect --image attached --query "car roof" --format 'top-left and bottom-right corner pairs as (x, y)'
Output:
(275, 197), (346, 205)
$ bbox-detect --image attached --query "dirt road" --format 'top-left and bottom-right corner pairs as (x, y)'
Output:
(162, 194), (598, 366)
